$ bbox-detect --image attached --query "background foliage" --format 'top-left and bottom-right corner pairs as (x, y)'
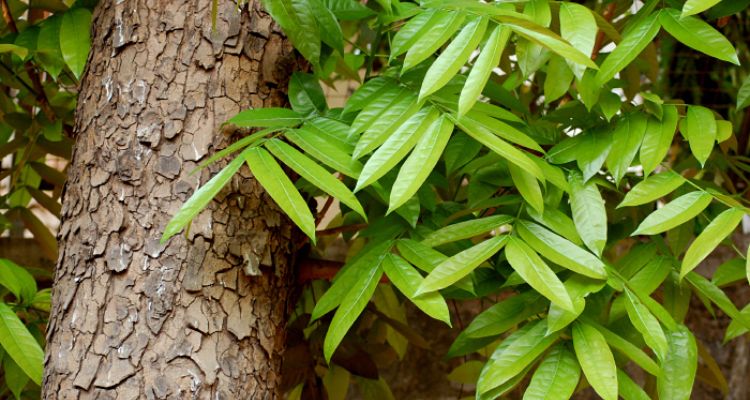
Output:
(163, 0), (750, 398)
(0, 0), (91, 397)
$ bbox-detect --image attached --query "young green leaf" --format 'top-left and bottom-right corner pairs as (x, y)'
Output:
(477, 320), (559, 394)
(162, 156), (245, 242)
(624, 288), (668, 361)
(523, 344), (581, 400)
(632, 191), (712, 236)
(583, 319), (660, 376)
(684, 105), (717, 166)
(227, 108), (303, 128)
(349, 87), (404, 136)
(618, 170), (685, 208)
(444, 131), (483, 175)
(243, 147), (316, 241)
(617, 370), (651, 400)
(606, 113), (647, 185)
(681, 208), (744, 278)
(547, 276), (604, 333)
(572, 321), (618, 400)
(36, 15), (64, 78)
(559, 2), (597, 78)
(657, 326), (698, 400)
(685, 272), (750, 331)
(59, 8), (92, 79)
(402, 12), (466, 72)
(569, 171), (607, 256)
(501, 16), (597, 69)
(0, 303), (43, 384)
(596, 12), (660, 86)
(505, 236), (575, 311)
(417, 235), (507, 294)
(421, 214), (513, 248)
(458, 24), (511, 117)
(463, 292), (545, 338)
(389, 116), (453, 212)
(353, 94), (420, 159)
(526, 207), (583, 245)
(544, 56), (574, 103)
(659, 8), (739, 65)
(390, 10), (441, 58)
(381, 254), (451, 325)
(516, 220), (607, 279)
(323, 257), (384, 362)
(312, 240), (394, 320)
(356, 108), (438, 191)
(639, 105), (679, 176)
(419, 17), (488, 100)
(264, 139), (366, 219)
(508, 163), (544, 213)
(738, 76), (750, 110)
(286, 128), (363, 178)
(462, 111), (543, 152)
(0, 259), (37, 304)
(456, 118), (544, 181)
(682, 0), (722, 17)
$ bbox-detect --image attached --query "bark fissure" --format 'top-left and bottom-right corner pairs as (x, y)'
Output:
(43, 0), (302, 398)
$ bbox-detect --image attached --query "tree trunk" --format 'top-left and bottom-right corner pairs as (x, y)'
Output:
(43, 1), (302, 398)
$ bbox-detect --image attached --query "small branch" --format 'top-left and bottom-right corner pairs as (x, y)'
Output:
(297, 258), (343, 283)
(316, 196), (335, 226)
(592, 3), (617, 61)
(316, 223), (367, 237)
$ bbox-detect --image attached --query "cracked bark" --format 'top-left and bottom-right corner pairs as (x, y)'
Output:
(43, 1), (303, 398)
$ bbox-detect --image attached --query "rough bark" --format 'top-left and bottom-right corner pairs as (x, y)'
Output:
(43, 0), (303, 398)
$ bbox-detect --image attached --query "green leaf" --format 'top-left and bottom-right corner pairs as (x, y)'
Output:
(419, 17), (488, 100)
(286, 128), (363, 178)
(606, 114), (647, 185)
(390, 10), (440, 57)
(657, 326), (698, 400)
(349, 87), (404, 136)
(684, 105), (717, 166)
(323, 364), (350, 400)
(162, 156), (245, 242)
(264, 139), (366, 219)
(461, 112), (543, 152)
(463, 292), (545, 338)
(417, 235), (508, 294)
(444, 131), (482, 175)
(0, 303), (43, 384)
(516, 220), (606, 279)
(501, 16), (597, 70)
(356, 108), (438, 191)
(308, 0), (344, 53)
(508, 163), (544, 213)
(526, 207), (583, 245)
(0, 44), (28, 59)
(559, 2), (597, 78)
(402, 12), (466, 72)
(682, 0), (722, 16)
(681, 208), (744, 278)
(547, 276), (603, 333)
(523, 344), (581, 400)
(596, 12), (660, 86)
(243, 147), (316, 241)
(458, 24), (511, 117)
(624, 288), (668, 361)
(288, 72), (327, 114)
(632, 191), (712, 236)
(569, 171), (607, 256)
(505, 236), (574, 311)
(618, 170), (685, 208)
(456, 118), (544, 181)
(381, 254), (451, 325)
(737, 75), (750, 110)
(617, 370), (651, 400)
(572, 321), (618, 400)
(421, 215), (512, 248)
(388, 116), (453, 212)
(312, 240), (393, 320)
(685, 272), (750, 331)
(4, 356), (29, 400)
(477, 320), (560, 394)
(353, 94), (421, 160)
(325, 0), (374, 20)
(0, 259), (37, 304)
(323, 257), (383, 362)
(59, 8), (92, 79)
(544, 56), (573, 103)
(264, 0), (321, 65)
(583, 319), (660, 376)
(227, 107), (303, 128)
(712, 258), (745, 287)
(639, 105), (679, 176)
(659, 8), (739, 65)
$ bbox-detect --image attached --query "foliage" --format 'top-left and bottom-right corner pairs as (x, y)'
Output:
(0, 0), (92, 397)
(162, 0), (750, 397)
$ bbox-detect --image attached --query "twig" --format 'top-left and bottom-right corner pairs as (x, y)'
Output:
(316, 223), (368, 237)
